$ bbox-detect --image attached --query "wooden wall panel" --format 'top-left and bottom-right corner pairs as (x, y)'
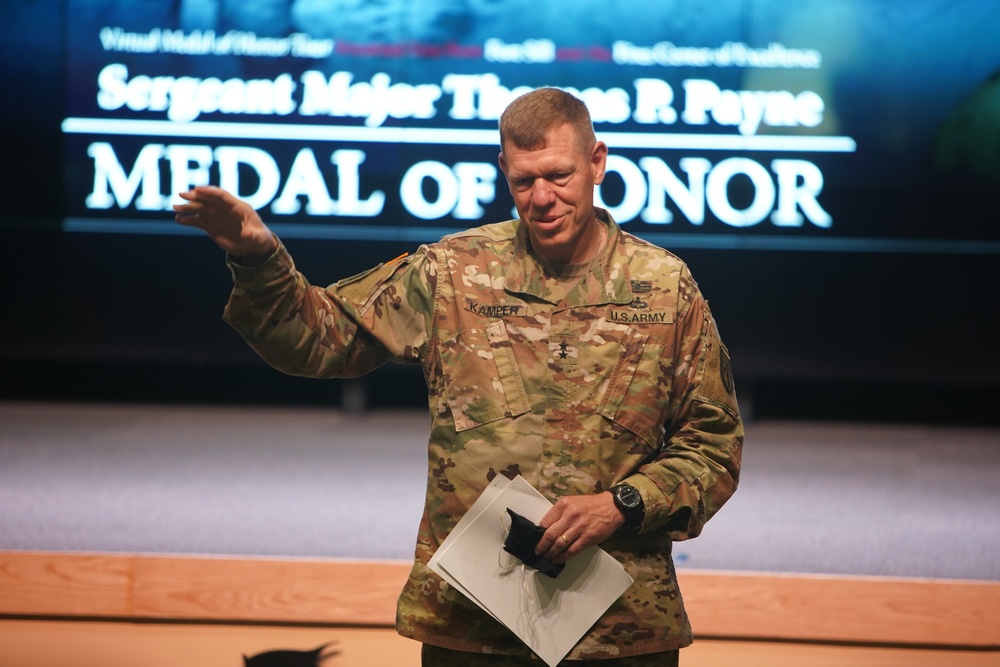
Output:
(132, 556), (409, 625)
(0, 552), (132, 617)
(678, 570), (1000, 647)
(1, 551), (997, 649)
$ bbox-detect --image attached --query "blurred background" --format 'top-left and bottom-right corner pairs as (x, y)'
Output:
(1, 4), (998, 664)
(3, 0), (999, 422)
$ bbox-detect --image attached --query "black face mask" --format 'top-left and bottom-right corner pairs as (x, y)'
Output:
(502, 508), (565, 578)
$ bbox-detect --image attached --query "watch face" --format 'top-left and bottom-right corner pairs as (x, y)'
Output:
(616, 485), (641, 508)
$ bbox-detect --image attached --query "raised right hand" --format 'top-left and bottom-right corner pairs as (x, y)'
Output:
(173, 186), (277, 262)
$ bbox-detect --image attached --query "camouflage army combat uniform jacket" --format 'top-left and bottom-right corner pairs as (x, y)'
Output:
(224, 209), (743, 660)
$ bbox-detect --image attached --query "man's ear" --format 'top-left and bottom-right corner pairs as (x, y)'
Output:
(498, 151), (512, 190)
(591, 141), (608, 185)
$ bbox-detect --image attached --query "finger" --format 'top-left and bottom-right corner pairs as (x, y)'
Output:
(173, 188), (232, 217)
(552, 538), (575, 564)
(173, 200), (208, 223)
(556, 530), (574, 553)
(172, 202), (202, 215)
(548, 528), (584, 565)
(535, 508), (565, 556)
(549, 529), (572, 553)
(535, 507), (569, 557)
(173, 191), (210, 212)
(175, 187), (213, 204)
(175, 185), (225, 206)
(537, 522), (573, 560)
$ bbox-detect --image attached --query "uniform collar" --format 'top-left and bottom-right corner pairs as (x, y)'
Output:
(505, 208), (634, 307)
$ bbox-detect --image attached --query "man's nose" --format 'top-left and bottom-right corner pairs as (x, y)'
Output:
(530, 181), (554, 207)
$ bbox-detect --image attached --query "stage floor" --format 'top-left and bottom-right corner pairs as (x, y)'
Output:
(1, 401), (997, 581)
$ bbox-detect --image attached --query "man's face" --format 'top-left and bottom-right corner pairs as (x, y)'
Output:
(499, 123), (608, 265)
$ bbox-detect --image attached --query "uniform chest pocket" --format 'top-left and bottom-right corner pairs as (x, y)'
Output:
(597, 328), (672, 449)
(439, 320), (531, 432)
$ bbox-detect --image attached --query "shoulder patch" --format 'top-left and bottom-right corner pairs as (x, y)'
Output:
(720, 344), (734, 394)
(331, 253), (411, 308)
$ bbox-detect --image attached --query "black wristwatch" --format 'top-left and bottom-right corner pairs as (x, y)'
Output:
(610, 483), (645, 529)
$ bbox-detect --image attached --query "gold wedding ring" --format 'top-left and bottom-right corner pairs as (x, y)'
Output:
(560, 534), (569, 545)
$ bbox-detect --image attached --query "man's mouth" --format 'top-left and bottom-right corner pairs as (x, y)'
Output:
(533, 213), (564, 229)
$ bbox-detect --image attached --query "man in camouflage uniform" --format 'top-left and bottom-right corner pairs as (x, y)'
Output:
(175, 88), (743, 666)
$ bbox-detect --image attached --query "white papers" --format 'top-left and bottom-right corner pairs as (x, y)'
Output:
(428, 475), (633, 667)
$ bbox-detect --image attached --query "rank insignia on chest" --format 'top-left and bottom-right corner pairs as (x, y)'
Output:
(549, 339), (578, 363)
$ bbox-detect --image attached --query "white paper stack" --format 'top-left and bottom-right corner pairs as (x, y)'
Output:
(428, 475), (634, 667)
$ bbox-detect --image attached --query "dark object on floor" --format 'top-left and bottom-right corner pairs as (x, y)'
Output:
(244, 641), (338, 667)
